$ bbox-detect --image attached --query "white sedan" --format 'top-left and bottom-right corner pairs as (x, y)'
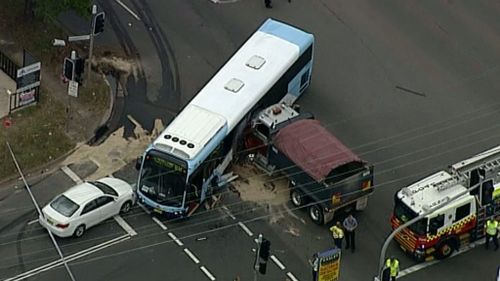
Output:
(39, 177), (135, 238)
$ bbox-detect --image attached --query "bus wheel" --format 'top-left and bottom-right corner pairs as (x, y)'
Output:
(309, 205), (324, 225)
(290, 189), (307, 207)
(435, 239), (455, 259)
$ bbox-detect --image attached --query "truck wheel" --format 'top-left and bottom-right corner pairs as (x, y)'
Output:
(309, 205), (324, 225)
(435, 239), (456, 259)
(290, 189), (307, 207)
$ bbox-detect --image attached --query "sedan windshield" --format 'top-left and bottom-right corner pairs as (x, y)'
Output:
(50, 195), (79, 217)
(90, 181), (118, 196)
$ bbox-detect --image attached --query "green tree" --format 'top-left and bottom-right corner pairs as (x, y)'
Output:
(31, 0), (92, 22)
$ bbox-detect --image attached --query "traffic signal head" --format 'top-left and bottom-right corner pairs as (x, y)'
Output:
(74, 58), (85, 85)
(258, 239), (271, 275)
(94, 12), (105, 35)
(259, 239), (271, 261)
(63, 58), (75, 81)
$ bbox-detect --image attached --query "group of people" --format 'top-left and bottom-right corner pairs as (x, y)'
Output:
(329, 214), (358, 252)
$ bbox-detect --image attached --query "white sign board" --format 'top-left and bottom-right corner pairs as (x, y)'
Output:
(17, 62), (41, 78)
(68, 81), (79, 97)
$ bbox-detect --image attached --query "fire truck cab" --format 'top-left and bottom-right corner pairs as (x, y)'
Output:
(392, 145), (500, 261)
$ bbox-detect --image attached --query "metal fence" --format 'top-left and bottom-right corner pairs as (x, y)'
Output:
(0, 49), (18, 81)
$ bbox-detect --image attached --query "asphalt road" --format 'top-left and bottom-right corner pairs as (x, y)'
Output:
(2, 1), (500, 281)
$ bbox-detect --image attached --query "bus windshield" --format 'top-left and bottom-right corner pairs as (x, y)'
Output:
(139, 150), (187, 207)
(394, 196), (428, 235)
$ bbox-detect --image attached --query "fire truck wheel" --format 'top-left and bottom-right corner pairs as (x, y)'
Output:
(435, 239), (456, 259)
(290, 189), (307, 207)
(309, 205), (325, 225)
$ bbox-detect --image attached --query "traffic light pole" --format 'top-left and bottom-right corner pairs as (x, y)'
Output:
(254, 234), (262, 281)
(87, 5), (97, 82)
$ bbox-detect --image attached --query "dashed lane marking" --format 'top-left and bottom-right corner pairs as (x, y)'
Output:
(113, 215), (137, 236)
(221, 205), (236, 220)
(200, 266), (216, 280)
(270, 255), (286, 270)
(168, 232), (184, 246)
(183, 248), (200, 264)
(61, 165), (83, 184)
(152, 217), (168, 230)
(287, 272), (299, 281)
(238, 222), (253, 237)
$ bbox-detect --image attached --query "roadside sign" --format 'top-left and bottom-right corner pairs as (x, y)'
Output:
(317, 248), (341, 281)
(68, 80), (78, 97)
(68, 35), (91, 42)
(16, 62), (41, 90)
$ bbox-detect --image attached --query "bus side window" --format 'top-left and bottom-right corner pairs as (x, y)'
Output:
(429, 214), (444, 235)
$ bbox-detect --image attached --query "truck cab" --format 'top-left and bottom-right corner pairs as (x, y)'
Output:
(245, 103), (374, 225)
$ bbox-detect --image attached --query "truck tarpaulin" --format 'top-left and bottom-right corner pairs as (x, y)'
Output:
(273, 119), (361, 182)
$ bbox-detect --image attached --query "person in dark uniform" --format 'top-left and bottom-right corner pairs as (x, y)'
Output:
(264, 0), (272, 8)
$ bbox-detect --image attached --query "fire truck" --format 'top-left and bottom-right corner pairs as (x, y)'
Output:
(245, 103), (374, 225)
(391, 145), (500, 261)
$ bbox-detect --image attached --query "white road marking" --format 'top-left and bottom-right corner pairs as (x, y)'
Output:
(152, 217), (168, 230)
(286, 272), (299, 281)
(168, 232), (184, 246)
(270, 255), (286, 270)
(61, 165), (83, 184)
(238, 222), (253, 237)
(4, 235), (130, 281)
(27, 219), (38, 225)
(221, 205), (236, 220)
(115, 0), (141, 21)
(399, 240), (485, 278)
(183, 248), (200, 264)
(200, 266), (216, 280)
(113, 215), (137, 236)
(138, 202), (151, 214)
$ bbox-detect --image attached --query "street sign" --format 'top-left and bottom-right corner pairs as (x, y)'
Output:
(68, 80), (78, 97)
(68, 35), (91, 42)
(16, 62), (41, 78)
(316, 248), (341, 281)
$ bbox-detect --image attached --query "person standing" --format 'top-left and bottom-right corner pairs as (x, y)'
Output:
(309, 253), (319, 281)
(264, 0), (272, 8)
(329, 221), (344, 249)
(485, 218), (499, 251)
(384, 257), (399, 281)
(343, 214), (358, 252)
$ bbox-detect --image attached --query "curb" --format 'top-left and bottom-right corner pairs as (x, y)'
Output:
(0, 73), (117, 189)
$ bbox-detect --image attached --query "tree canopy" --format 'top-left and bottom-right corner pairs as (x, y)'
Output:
(32, 0), (92, 22)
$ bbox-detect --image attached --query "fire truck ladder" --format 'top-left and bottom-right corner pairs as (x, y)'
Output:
(472, 201), (500, 242)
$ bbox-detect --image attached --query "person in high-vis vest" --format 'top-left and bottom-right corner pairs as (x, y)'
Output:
(485, 218), (499, 251)
(329, 221), (344, 249)
(383, 257), (399, 281)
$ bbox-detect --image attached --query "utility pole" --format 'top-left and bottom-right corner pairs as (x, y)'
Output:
(253, 234), (262, 281)
(87, 4), (97, 82)
(374, 181), (483, 281)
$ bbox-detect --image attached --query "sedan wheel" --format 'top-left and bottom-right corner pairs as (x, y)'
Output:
(120, 201), (132, 214)
(74, 225), (86, 238)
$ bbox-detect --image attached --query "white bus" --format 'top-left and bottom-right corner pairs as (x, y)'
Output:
(136, 18), (315, 216)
